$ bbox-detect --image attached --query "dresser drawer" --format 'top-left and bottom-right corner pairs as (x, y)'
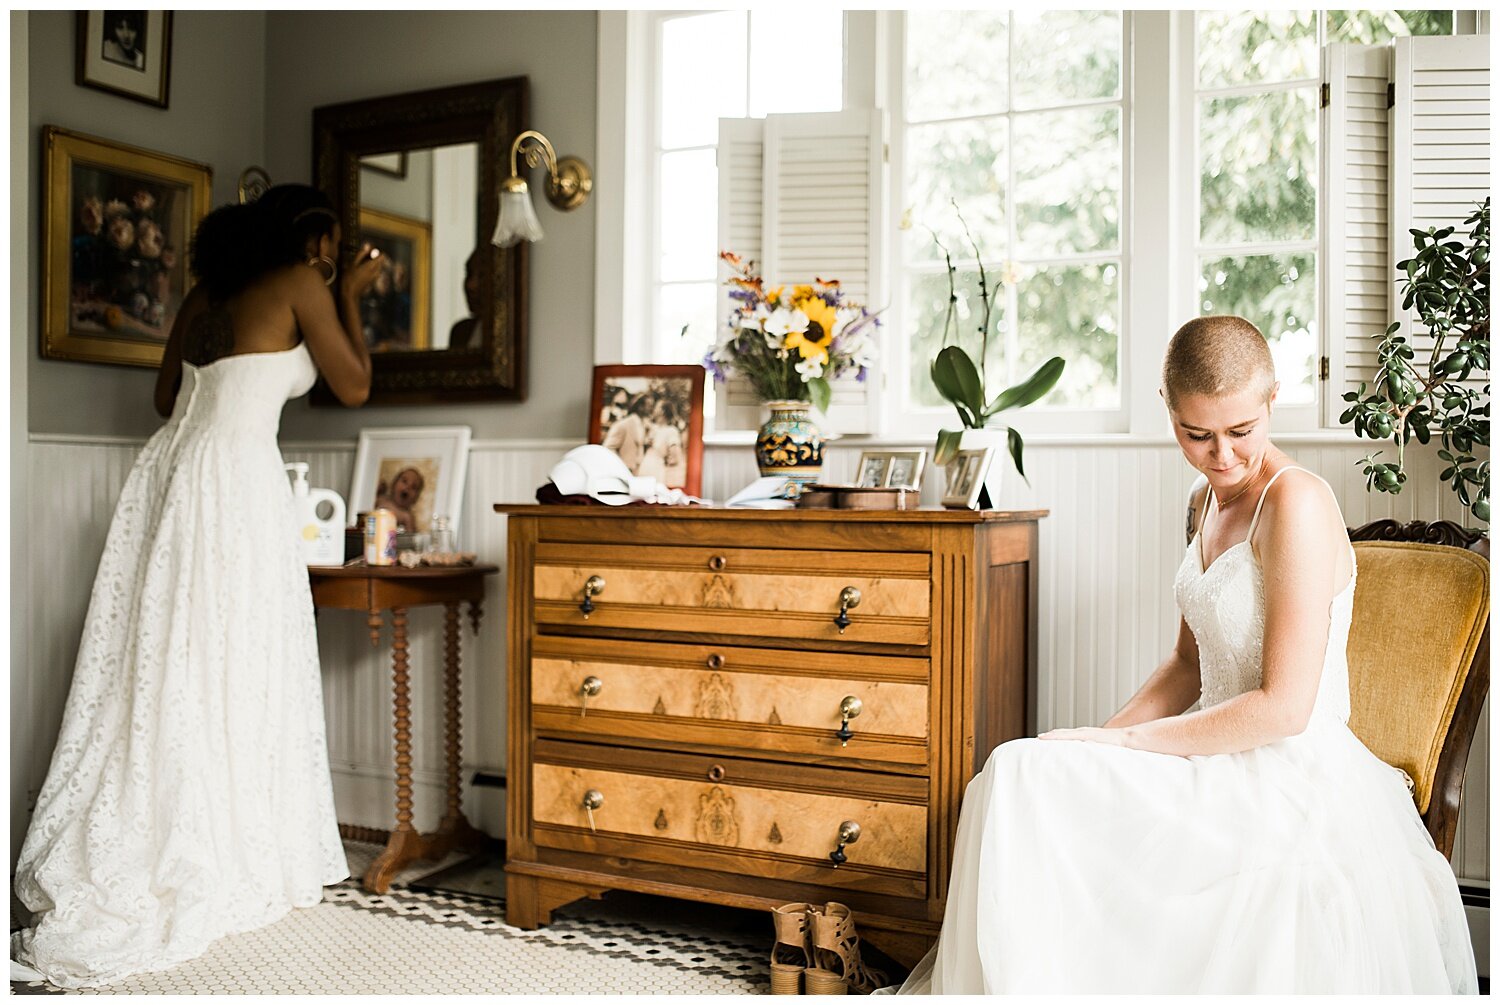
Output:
(529, 741), (927, 899)
(531, 636), (930, 767)
(532, 543), (930, 646)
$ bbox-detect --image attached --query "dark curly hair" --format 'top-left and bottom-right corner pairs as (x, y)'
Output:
(190, 184), (337, 300)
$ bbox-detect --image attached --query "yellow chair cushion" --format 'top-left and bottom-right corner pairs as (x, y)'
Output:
(1345, 541), (1489, 814)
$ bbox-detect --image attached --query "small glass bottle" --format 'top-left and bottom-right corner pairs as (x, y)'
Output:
(430, 515), (455, 555)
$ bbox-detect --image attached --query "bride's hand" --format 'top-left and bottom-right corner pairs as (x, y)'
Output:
(1039, 725), (1129, 746)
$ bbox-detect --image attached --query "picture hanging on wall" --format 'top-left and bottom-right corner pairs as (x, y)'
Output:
(41, 125), (211, 367)
(589, 364), (706, 498)
(358, 206), (432, 352)
(76, 11), (173, 108)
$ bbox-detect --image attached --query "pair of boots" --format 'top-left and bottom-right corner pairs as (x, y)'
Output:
(769, 901), (887, 995)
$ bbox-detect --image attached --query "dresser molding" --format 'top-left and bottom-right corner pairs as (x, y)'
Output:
(498, 505), (1043, 966)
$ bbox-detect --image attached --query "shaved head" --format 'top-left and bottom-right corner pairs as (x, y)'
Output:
(1162, 315), (1276, 410)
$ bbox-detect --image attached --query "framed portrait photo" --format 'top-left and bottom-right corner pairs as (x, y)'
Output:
(349, 426), (472, 535)
(41, 126), (210, 367)
(941, 447), (996, 510)
(76, 11), (173, 108)
(857, 450), (927, 490)
(357, 206), (432, 352)
(589, 364), (706, 498)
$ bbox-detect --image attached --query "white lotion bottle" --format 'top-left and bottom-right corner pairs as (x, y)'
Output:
(285, 462), (347, 566)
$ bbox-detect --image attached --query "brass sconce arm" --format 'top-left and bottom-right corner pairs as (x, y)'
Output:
(507, 129), (592, 212)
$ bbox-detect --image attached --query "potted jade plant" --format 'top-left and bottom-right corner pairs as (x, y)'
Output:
(1339, 198), (1489, 524)
(924, 206), (1065, 508)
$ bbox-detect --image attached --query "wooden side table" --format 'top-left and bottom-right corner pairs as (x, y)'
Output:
(309, 563), (500, 893)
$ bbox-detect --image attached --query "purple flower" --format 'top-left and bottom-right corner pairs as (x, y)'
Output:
(702, 349), (726, 383)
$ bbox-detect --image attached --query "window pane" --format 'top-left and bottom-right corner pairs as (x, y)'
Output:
(905, 267), (1006, 410)
(1015, 262), (1120, 408)
(903, 119), (1007, 265)
(905, 11), (1007, 122)
(660, 282), (719, 366)
(661, 12), (747, 150)
(1013, 10), (1121, 109)
(1200, 89), (1317, 245)
(749, 10), (842, 117)
(1197, 253), (1317, 404)
(1015, 106), (1120, 258)
(1327, 9), (1453, 43)
(659, 150), (717, 283)
(1197, 11), (1318, 89)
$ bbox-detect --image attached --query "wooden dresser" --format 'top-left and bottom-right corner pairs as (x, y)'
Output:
(496, 505), (1043, 966)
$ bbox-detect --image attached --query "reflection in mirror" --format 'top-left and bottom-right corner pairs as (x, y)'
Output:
(356, 143), (480, 355)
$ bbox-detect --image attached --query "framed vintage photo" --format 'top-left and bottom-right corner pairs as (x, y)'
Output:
(76, 12), (173, 108)
(589, 364), (706, 498)
(857, 450), (927, 490)
(349, 426), (472, 535)
(357, 206), (432, 352)
(941, 447), (996, 510)
(41, 125), (211, 367)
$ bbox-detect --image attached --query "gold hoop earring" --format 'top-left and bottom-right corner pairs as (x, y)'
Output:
(306, 255), (337, 287)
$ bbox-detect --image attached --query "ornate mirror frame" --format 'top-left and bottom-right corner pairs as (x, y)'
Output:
(312, 76), (528, 405)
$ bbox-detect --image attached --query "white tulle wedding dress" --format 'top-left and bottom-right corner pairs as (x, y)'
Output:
(12, 344), (348, 989)
(886, 467), (1478, 994)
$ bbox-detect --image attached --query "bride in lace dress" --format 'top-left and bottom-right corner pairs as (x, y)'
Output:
(12, 186), (383, 989)
(885, 316), (1477, 994)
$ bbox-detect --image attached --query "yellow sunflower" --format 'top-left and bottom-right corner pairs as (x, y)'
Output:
(785, 296), (836, 364)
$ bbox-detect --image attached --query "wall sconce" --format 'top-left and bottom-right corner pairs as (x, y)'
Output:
(491, 129), (593, 248)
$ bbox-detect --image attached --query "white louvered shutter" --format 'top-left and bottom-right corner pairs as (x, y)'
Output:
(715, 110), (887, 434)
(1320, 44), (1393, 425)
(1390, 35), (1490, 396)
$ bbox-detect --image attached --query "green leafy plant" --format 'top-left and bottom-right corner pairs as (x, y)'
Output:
(1339, 199), (1490, 523)
(925, 205), (1065, 483)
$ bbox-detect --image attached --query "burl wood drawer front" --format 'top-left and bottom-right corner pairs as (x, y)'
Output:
(530, 743), (927, 899)
(531, 637), (930, 766)
(532, 543), (931, 646)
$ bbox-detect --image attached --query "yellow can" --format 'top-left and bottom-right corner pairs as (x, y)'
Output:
(364, 508), (398, 566)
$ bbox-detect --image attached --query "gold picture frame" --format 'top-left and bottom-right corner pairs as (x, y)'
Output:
(41, 126), (211, 367)
(357, 205), (433, 352)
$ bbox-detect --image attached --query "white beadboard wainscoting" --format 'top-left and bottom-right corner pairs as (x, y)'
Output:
(20, 433), (1489, 891)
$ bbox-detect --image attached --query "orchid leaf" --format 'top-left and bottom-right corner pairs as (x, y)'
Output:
(932, 345), (985, 428)
(934, 428), (964, 467)
(1007, 426), (1029, 486)
(983, 357), (1066, 417)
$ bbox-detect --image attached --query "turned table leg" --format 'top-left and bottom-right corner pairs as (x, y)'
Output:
(364, 606), (427, 893)
(434, 601), (486, 854)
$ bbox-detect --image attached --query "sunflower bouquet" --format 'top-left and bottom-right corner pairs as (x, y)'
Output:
(704, 251), (878, 413)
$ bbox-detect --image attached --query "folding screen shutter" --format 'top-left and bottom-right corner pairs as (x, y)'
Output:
(715, 110), (887, 434)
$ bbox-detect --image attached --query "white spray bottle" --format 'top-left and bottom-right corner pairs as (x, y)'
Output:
(285, 462), (347, 566)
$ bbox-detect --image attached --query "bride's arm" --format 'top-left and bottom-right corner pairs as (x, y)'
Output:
(1101, 618), (1201, 728)
(1047, 474), (1341, 756)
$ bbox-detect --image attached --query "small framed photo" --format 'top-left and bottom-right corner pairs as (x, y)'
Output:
(856, 450), (927, 490)
(349, 426), (472, 535)
(589, 364), (706, 498)
(855, 453), (890, 488)
(941, 447), (996, 510)
(357, 206), (432, 352)
(76, 12), (173, 108)
(41, 126), (211, 367)
(359, 151), (409, 179)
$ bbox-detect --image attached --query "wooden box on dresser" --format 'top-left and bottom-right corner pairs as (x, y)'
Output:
(495, 505), (1044, 967)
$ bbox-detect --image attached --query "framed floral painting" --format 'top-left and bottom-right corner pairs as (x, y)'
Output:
(41, 126), (211, 367)
(75, 11), (173, 108)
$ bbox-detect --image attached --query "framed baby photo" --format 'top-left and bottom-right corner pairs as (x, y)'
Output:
(41, 126), (211, 367)
(349, 426), (472, 535)
(76, 11), (173, 108)
(857, 450), (927, 490)
(589, 364), (706, 498)
(941, 447), (996, 510)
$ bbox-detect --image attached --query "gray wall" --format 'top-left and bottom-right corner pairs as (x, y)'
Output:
(25, 10), (268, 438)
(264, 11), (598, 442)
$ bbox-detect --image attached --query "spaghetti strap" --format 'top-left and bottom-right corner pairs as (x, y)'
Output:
(1246, 466), (1311, 543)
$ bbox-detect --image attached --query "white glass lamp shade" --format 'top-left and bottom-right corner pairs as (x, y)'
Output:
(492, 179), (545, 248)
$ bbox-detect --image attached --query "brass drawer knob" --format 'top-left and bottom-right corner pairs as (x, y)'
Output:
(829, 819), (862, 867)
(582, 788), (604, 832)
(706, 653), (725, 670)
(835, 695), (863, 746)
(834, 586), (862, 633)
(579, 575), (606, 618)
(708, 555), (728, 571)
(707, 764), (726, 782)
(579, 675), (602, 717)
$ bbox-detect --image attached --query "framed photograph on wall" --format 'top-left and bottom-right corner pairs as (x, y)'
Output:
(349, 426), (472, 535)
(41, 125), (211, 367)
(76, 11), (173, 108)
(358, 206), (432, 352)
(941, 447), (996, 510)
(589, 364), (705, 498)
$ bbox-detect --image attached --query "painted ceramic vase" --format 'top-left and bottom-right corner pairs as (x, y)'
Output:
(755, 400), (823, 483)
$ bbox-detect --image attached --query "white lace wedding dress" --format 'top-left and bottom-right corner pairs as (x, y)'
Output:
(12, 344), (348, 989)
(886, 467), (1478, 994)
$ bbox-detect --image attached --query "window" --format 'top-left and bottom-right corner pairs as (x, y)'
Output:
(1195, 11), (1456, 407)
(650, 11), (842, 369)
(899, 11), (1125, 420)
